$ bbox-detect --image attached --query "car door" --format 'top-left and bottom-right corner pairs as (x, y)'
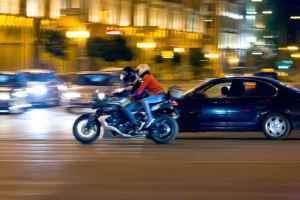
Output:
(225, 79), (277, 129)
(180, 80), (233, 131)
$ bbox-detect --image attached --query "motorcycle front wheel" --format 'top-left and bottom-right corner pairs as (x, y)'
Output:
(73, 114), (102, 144)
(149, 116), (179, 144)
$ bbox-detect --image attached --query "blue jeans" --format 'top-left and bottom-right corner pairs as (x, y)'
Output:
(123, 102), (140, 126)
(142, 94), (165, 124)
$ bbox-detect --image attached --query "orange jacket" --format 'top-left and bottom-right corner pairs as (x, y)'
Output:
(135, 74), (164, 96)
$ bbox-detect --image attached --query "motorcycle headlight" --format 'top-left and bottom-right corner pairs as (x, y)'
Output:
(63, 91), (81, 99)
(97, 92), (106, 100)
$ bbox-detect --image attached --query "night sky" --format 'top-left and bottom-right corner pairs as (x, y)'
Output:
(276, 0), (300, 44)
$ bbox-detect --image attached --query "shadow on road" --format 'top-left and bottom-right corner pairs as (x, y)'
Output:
(176, 136), (300, 141)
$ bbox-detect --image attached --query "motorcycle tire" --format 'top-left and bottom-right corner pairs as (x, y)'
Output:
(150, 115), (179, 144)
(73, 114), (102, 144)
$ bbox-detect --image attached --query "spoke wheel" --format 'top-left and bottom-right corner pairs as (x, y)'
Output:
(263, 113), (291, 140)
(150, 116), (179, 144)
(73, 114), (102, 144)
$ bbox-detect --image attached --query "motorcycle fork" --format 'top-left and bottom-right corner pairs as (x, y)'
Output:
(86, 114), (99, 129)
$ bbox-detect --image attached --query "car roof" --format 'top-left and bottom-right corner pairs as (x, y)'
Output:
(19, 69), (54, 73)
(76, 71), (119, 76)
(208, 76), (283, 87)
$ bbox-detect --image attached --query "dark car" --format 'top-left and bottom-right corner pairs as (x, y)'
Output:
(19, 69), (64, 106)
(61, 71), (121, 108)
(0, 72), (30, 114)
(178, 76), (300, 139)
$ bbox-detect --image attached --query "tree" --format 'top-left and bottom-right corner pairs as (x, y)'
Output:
(41, 30), (67, 57)
(189, 48), (207, 67)
(172, 53), (181, 65)
(87, 36), (134, 62)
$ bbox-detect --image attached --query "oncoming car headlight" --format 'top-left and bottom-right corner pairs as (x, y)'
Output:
(11, 89), (27, 98)
(63, 91), (81, 100)
(27, 85), (47, 96)
(0, 93), (10, 100)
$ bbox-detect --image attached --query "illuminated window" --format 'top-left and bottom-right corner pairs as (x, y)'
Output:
(70, 0), (80, 8)
(169, 10), (185, 31)
(134, 3), (147, 26)
(149, 5), (167, 28)
(88, 0), (101, 23)
(26, 0), (46, 17)
(0, 0), (19, 14)
(187, 12), (204, 33)
(107, 0), (119, 25)
(50, 0), (62, 19)
(219, 32), (241, 49)
(119, 0), (131, 26)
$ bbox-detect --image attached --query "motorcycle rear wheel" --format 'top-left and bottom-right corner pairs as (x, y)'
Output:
(149, 116), (179, 144)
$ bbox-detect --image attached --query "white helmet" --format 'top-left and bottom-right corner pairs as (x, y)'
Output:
(136, 64), (150, 76)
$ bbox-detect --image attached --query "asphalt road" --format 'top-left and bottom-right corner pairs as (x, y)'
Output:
(1, 108), (300, 200)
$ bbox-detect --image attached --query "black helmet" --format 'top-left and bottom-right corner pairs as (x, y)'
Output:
(120, 66), (137, 84)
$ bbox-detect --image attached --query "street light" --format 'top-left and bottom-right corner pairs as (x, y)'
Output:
(278, 46), (299, 51)
(65, 30), (90, 39)
(262, 10), (273, 15)
(291, 53), (300, 58)
(173, 48), (185, 53)
(136, 42), (157, 49)
(290, 16), (300, 20)
(204, 53), (220, 59)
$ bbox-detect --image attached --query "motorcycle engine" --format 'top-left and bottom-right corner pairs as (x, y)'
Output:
(106, 112), (133, 134)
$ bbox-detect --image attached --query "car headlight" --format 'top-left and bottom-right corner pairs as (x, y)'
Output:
(57, 84), (68, 91)
(97, 92), (106, 100)
(11, 89), (27, 98)
(0, 93), (10, 100)
(63, 91), (81, 99)
(27, 85), (47, 96)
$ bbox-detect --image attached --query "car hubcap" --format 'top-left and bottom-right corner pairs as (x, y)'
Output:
(265, 116), (287, 138)
(77, 119), (98, 139)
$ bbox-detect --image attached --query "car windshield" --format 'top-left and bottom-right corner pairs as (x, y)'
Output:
(23, 73), (57, 82)
(0, 74), (18, 87)
(75, 74), (111, 86)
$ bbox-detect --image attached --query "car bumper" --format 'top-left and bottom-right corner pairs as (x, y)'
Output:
(28, 95), (60, 106)
(0, 100), (31, 113)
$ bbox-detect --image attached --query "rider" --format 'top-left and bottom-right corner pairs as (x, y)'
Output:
(134, 64), (165, 128)
(119, 67), (142, 129)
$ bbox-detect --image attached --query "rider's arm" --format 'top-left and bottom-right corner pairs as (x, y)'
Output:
(134, 76), (150, 97)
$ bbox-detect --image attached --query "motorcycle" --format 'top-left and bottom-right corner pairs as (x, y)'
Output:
(72, 87), (183, 144)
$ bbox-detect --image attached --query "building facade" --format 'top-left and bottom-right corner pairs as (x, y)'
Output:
(0, 0), (260, 77)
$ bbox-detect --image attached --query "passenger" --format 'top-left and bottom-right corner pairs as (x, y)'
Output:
(134, 64), (165, 128)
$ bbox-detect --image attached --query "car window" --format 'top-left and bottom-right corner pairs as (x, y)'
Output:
(0, 74), (16, 87)
(22, 72), (58, 82)
(110, 75), (121, 86)
(75, 74), (111, 86)
(243, 81), (277, 97)
(203, 81), (232, 98)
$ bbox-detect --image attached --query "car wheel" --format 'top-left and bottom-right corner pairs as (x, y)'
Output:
(263, 113), (291, 140)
